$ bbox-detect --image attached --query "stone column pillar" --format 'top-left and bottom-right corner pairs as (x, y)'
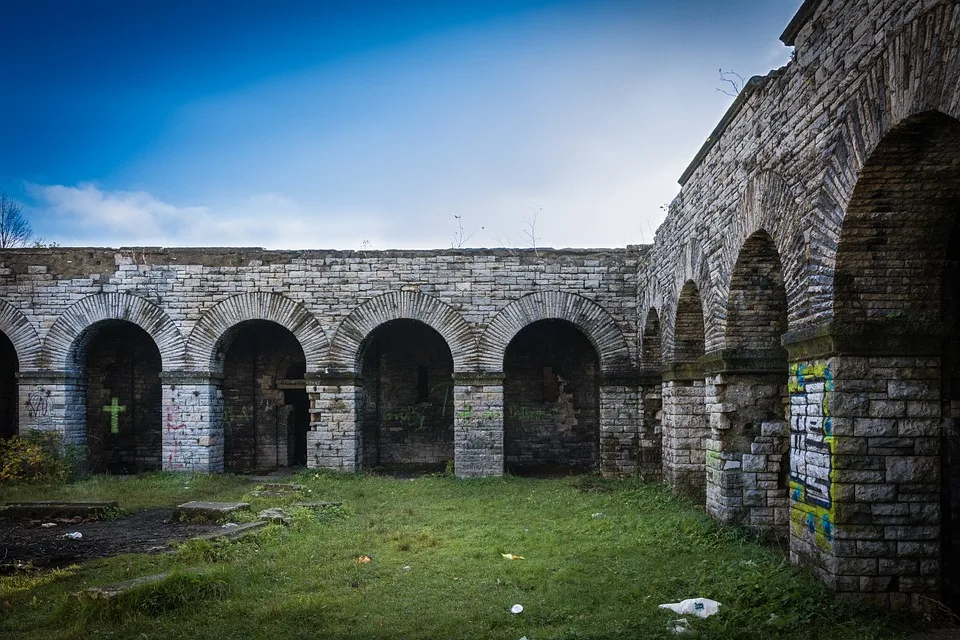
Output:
(637, 371), (663, 482)
(307, 373), (360, 472)
(661, 362), (708, 499)
(453, 372), (504, 478)
(784, 328), (943, 609)
(704, 355), (790, 535)
(599, 374), (642, 478)
(17, 370), (84, 444)
(160, 371), (224, 473)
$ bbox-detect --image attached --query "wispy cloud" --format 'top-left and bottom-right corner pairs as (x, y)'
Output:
(26, 183), (389, 249)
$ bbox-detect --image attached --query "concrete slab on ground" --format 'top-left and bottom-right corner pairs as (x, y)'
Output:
(190, 520), (268, 541)
(174, 501), (250, 522)
(0, 501), (118, 520)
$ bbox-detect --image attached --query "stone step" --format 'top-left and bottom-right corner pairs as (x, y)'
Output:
(72, 572), (176, 600)
(173, 501), (250, 523)
(190, 520), (268, 541)
(0, 501), (118, 520)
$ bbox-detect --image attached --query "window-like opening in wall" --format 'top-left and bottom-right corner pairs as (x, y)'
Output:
(542, 366), (559, 403)
(417, 366), (429, 403)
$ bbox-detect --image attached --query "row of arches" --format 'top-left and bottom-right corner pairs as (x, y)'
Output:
(643, 110), (960, 609)
(0, 290), (629, 376)
(0, 295), (612, 476)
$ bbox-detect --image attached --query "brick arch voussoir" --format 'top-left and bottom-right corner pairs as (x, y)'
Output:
(478, 291), (632, 375)
(813, 2), (960, 321)
(328, 291), (477, 375)
(723, 170), (807, 330)
(186, 292), (328, 374)
(0, 299), (41, 370)
(41, 293), (186, 372)
(662, 237), (718, 360)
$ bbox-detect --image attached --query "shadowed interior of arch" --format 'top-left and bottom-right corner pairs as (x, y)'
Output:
(1, 331), (18, 439)
(68, 320), (162, 474)
(719, 230), (791, 534)
(834, 110), (960, 606)
(640, 309), (664, 477)
(503, 319), (600, 475)
(662, 281), (708, 500)
(358, 319), (454, 473)
(218, 320), (309, 473)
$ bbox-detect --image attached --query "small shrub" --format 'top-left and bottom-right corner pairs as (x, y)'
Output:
(0, 430), (80, 484)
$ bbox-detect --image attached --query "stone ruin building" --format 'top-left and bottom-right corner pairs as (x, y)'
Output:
(1, 0), (958, 612)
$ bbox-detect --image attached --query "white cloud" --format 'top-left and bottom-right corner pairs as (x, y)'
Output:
(26, 183), (390, 249)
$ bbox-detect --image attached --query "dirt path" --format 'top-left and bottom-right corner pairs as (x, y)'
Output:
(0, 509), (226, 572)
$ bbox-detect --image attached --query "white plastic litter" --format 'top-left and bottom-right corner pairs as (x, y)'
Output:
(64, 532), (82, 540)
(668, 618), (691, 635)
(41, 522), (57, 529)
(659, 598), (721, 619)
(510, 604), (524, 614)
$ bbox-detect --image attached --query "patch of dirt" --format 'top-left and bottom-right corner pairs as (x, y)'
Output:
(0, 509), (226, 572)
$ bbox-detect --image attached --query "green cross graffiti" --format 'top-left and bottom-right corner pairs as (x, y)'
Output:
(102, 397), (126, 434)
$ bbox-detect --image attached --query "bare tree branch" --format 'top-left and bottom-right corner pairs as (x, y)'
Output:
(451, 214), (483, 249)
(0, 191), (33, 248)
(520, 207), (541, 257)
(716, 69), (745, 98)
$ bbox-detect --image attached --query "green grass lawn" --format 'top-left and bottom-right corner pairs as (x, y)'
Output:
(0, 472), (931, 639)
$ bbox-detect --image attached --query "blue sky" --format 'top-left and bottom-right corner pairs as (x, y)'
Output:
(1, 0), (802, 249)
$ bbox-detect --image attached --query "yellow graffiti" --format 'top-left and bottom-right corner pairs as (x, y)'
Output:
(789, 360), (835, 550)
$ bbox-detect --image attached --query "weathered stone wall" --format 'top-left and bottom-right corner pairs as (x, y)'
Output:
(0, 247), (641, 478)
(637, 0), (960, 610)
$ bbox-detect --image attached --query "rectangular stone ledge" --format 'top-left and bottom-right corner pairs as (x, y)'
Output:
(159, 371), (225, 385)
(452, 373), (504, 386)
(16, 370), (84, 383)
(306, 372), (359, 386)
(782, 322), (944, 361)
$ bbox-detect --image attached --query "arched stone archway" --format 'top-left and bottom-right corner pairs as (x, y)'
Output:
(357, 319), (455, 472)
(220, 320), (310, 472)
(796, 110), (960, 608)
(186, 292), (327, 374)
(503, 319), (600, 474)
(328, 291), (476, 374)
(706, 231), (791, 535)
(42, 293), (185, 372)
(478, 291), (631, 375)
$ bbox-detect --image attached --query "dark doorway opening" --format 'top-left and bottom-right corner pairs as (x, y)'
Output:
(503, 319), (599, 475)
(359, 319), (454, 473)
(81, 321), (162, 473)
(221, 321), (309, 473)
(1, 331), (19, 440)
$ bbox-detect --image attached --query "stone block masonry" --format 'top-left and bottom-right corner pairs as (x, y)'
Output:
(0, 247), (642, 481)
(2, 0), (959, 610)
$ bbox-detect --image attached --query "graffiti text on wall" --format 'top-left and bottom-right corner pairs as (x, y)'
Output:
(788, 361), (835, 550)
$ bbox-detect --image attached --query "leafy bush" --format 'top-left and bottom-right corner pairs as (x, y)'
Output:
(0, 430), (80, 484)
